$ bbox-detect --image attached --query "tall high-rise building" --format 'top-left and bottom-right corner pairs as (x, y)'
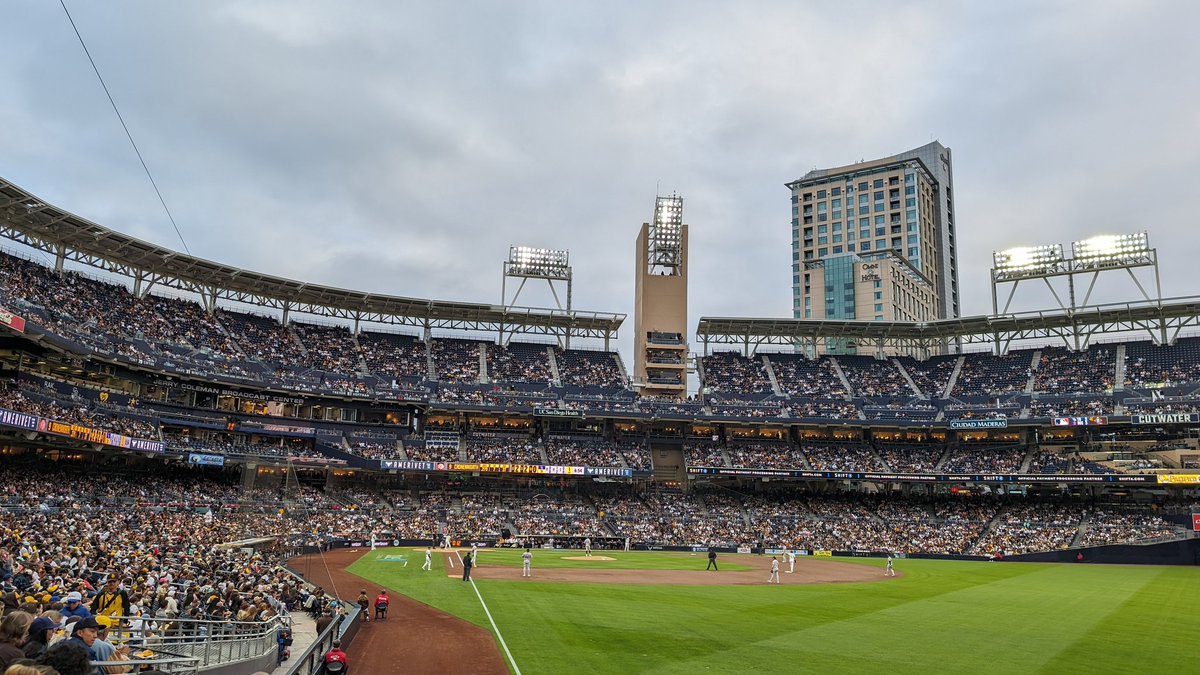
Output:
(786, 141), (959, 353)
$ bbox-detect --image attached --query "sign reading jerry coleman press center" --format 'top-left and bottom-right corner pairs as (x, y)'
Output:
(1131, 413), (1200, 425)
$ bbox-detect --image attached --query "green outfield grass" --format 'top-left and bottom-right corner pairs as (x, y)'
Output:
(348, 549), (1200, 674)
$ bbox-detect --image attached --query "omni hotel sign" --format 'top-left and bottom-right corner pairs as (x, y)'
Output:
(859, 262), (882, 282)
(1131, 413), (1200, 425)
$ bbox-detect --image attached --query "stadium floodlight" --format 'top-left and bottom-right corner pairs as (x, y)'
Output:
(1071, 232), (1150, 263)
(992, 244), (1064, 276)
(647, 195), (684, 272)
(506, 246), (570, 279)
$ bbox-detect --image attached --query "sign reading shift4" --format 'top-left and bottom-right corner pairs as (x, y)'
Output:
(1192, 514), (1200, 532)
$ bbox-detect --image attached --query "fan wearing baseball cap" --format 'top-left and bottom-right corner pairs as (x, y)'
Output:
(62, 591), (93, 620)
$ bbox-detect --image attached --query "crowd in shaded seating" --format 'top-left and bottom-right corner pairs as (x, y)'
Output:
(726, 443), (801, 470)
(543, 437), (626, 467)
(0, 386), (158, 440)
(768, 354), (847, 398)
(1034, 346), (1116, 394)
(465, 435), (541, 464)
(953, 351), (1033, 396)
(837, 356), (912, 397)
(940, 446), (1028, 474)
(487, 343), (552, 384)
(700, 353), (771, 394)
(902, 355), (958, 399)
(1028, 398), (1113, 418)
(877, 444), (945, 473)
(802, 444), (884, 472)
(554, 348), (626, 388)
(1123, 337), (1200, 387)
(430, 338), (483, 383)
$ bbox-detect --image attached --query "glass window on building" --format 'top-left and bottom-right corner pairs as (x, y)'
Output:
(818, 248), (828, 257)
(831, 187), (841, 196)
(833, 234), (842, 243)
(847, 230), (855, 240)
(906, 209), (917, 221)
(859, 240), (870, 251)
(818, 224), (828, 234)
(818, 213), (827, 221)
(875, 303), (883, 312)
(905, 185), (915, 195)
(832, 222), (842, 232)
(873, 179), (884, 188)
(858, 182), (868, 191)
(832, 245), (843, 254)
(817, 189), (826, 199)
(817, 202), (827, 213)
(906, 198), (916, 207)
(907, 222), (917, 232)
(818, 236), (828, 245)
(847, 242), (855, 251)
(874, 291), (882, 300)
(909, 247), (919, 258)
(873, 280), (882, 288)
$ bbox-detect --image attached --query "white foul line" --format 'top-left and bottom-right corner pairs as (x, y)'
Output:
(457, 550), (522, 675)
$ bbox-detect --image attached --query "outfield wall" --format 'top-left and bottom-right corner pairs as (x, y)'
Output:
(1007, 538), (1200, 566)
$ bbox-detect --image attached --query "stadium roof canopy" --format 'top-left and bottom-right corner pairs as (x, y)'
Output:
(0, 176), (623, 342)
(698, 298), (1200, 356)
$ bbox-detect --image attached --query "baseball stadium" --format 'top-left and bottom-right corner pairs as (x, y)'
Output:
(0, 166), (1198, 675)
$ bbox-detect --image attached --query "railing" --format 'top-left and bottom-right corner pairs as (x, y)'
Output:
(92, 652), (201, 674)
(285, 612), (347, 675)
(105, 614), (289, 670)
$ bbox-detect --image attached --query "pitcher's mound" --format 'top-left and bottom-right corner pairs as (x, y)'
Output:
(560, 555), (617, 561)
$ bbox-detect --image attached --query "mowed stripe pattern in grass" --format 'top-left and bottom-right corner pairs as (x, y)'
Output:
(348, 551), (1200, 674)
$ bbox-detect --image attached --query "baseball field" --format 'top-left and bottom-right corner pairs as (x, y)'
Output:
(328, 547), (1200, 674)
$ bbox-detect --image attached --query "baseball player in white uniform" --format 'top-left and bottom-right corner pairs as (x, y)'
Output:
(786, 549), (796, 573)
(584, 537), (592, 557)
(422, 547), (432, 571)
(768, 556), (781, 584)
(522, 549), (532, 577)
(886, 554), (896, 577)
(471, 543), (479, 567)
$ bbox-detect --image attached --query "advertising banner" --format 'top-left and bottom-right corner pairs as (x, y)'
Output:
(1131, 413), (1200, 425)
(188, 453), (226, 467)
(0, 407), (39, 431)
(0, 307), (25, 333)
(948, 419), (1009, 430)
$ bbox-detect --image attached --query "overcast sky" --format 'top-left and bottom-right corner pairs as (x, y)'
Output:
(2, 1), (1198, 356)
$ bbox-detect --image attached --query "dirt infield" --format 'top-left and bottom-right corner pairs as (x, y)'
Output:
(288, 549), (509, 675)
(461, 554), (892, 586)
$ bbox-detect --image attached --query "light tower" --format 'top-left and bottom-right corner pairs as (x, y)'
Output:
(633, 195), (688, 400)
(500, 245), (572, 347)
(990, 231), (1161, 349)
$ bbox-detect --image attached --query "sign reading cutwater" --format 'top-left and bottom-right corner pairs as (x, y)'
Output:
(1131, 413), (1200, 425)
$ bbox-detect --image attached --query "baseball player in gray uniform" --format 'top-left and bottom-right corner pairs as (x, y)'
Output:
(522, 548), (532, 577)
(584, 537), (592, 557)
(768, 556), (781, 584)
(422, 547), (432, 571)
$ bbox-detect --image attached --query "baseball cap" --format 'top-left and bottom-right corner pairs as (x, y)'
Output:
(73, 617), (101, 633)
(66, 591), (83, 603)
(30, 617), (56, 635)
(94, 615), (112, 629)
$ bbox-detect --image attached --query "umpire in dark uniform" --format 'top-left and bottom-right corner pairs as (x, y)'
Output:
(706, 548), (718, 571)
(462, 552), (474, 581)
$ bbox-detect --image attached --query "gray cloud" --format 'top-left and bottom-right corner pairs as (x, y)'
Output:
(1, 0), (1198, 364)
